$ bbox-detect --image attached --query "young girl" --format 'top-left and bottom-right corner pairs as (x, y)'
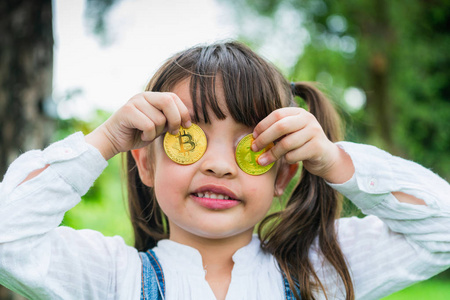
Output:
(0, 41), (449, 300)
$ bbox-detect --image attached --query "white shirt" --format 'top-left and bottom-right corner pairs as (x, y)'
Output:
(0, 132), (449, 300)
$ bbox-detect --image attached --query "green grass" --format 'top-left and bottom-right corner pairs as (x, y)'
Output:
(382, 278), (450, 300)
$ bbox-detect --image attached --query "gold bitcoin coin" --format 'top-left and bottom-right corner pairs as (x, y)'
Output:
(164, 124), (207, 165)
(235, 134), (274, 175)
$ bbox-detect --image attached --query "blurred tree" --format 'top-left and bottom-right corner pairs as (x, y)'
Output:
(0, 0), (53, 178)
(0, 0), (120, 298)
(225, 0), (450, 179)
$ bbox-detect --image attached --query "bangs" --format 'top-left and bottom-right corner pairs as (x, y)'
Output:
(148, 41), (291, 127)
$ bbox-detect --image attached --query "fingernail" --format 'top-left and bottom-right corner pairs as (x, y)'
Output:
(258, 155), (269, 166)
(184, 120), (192, 128)
(172, 129), (179, 135)
(253, 131), (258, 139)
(251, 143), (258, 152)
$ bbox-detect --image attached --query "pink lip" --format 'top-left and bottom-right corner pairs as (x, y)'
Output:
(192, 196), (240, 210)
(191, 184), (240, 210)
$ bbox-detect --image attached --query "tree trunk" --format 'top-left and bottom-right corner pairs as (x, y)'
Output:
(0, 0), (54, 175)
(0, 0), (53, 298)
(360, 0), (395, 151)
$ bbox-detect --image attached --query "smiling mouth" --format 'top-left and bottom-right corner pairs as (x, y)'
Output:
(193, 192), (234, 200)
(191, 192), (240, 210)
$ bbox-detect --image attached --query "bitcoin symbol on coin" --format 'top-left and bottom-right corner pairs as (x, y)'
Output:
(178, 131), (196, 153)
(164, 124), (207, 165)
(247, 148), (258, 166)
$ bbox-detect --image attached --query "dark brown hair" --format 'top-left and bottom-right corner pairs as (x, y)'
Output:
(126, 41), (354, 300)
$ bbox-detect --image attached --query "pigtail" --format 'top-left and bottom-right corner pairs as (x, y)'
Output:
(126, 151), (169, 251)
(259, 82), (354, 300)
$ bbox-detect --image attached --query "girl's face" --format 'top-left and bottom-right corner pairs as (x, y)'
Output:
(137, 79), (294, 244)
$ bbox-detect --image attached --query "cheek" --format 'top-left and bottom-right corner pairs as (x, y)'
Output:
(247, 185), (273, 202)
(154, 164), (185, 197)
(246, 175), (277, 211)
(153, 154), (183, 204)
(153, 171), (183, 219)
(246, 169), (277, 196)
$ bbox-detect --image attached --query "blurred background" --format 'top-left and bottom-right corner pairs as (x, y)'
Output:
(0, 0), (449, 299)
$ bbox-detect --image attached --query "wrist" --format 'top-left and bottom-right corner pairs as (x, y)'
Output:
(321, 145), (355, 184)
(85, 127), (118, 160)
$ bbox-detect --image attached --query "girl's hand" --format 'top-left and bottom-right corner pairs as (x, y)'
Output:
(85, 92), (191, 160)
(251, 108), (354, 183)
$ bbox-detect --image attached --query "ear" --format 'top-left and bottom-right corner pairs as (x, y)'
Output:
(131, 148), (154, 187)
(274, 162), (299, 196)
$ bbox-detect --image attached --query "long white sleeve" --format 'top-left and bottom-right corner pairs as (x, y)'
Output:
(322, 142), (450, 299)
(0, 133), (141, 300)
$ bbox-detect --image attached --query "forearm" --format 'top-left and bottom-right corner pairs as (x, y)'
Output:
(0, 132), (110, 297)
(328, 142), (450, 298)
(0, 132), (107, 243)
(325, 144), (427, 205)
(329, 142), (450, 247)
(19, 128), (113, 186)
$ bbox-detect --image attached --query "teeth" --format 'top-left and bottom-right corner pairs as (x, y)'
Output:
(195, 192), (231, 200)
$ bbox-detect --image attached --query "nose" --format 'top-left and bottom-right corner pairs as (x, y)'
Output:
(200, 138), (238, 178)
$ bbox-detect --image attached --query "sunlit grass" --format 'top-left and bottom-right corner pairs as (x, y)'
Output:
(382, 278), (450, 300)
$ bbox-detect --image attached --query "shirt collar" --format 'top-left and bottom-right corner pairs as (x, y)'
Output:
(154, 235), (265, 275)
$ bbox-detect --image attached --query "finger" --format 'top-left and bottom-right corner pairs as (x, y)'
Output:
(252, 114), (307, 152)
(128, 109), (157, 142)
(257, 129), (313, 166)
(142, 92), (182, 135)
(145, 106), (167, 138)
(169, 92), (192, 128)
(253, 107), (306, 139)
(132, 97), (167, 137)
(268, 129), (312, 163)
(282, 140), (317, 165)
(283, 136), (333, 169)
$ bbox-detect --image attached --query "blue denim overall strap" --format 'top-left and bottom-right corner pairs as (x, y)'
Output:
(282, 271), (301, 300)
(140, 249), (299, 299)
(140, 249), (165, 300)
